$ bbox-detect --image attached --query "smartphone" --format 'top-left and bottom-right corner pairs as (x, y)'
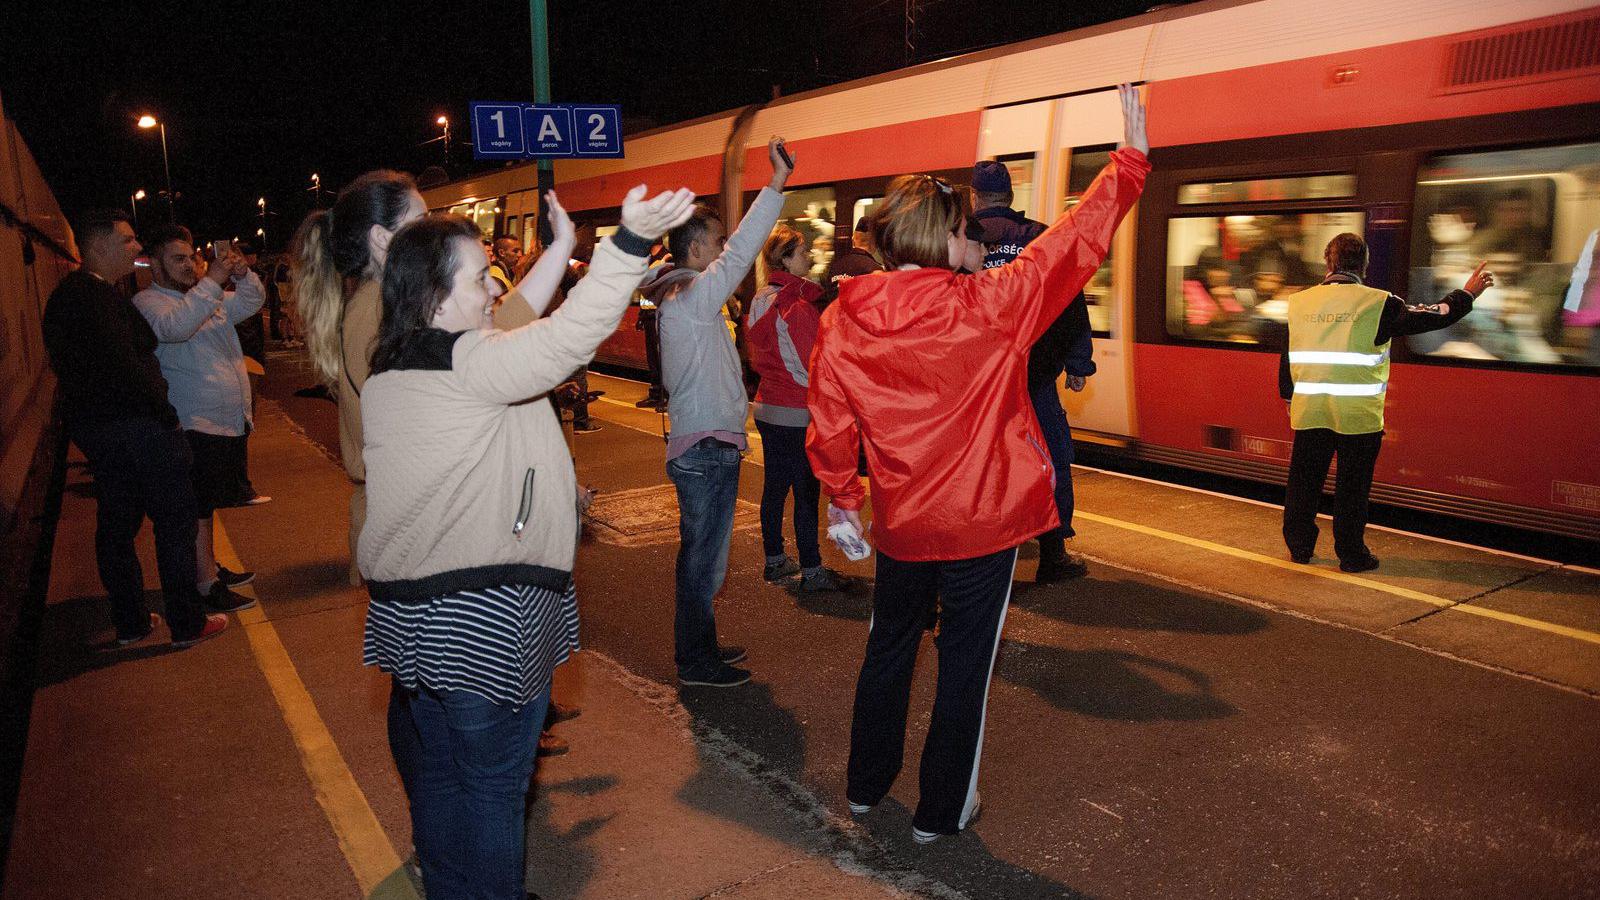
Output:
(210, 239), (231, 260)
(775, 139), (794, 170)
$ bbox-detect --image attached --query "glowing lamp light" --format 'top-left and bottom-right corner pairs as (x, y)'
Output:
(137, 115), (158, 129)
(134, 189), (147, 201)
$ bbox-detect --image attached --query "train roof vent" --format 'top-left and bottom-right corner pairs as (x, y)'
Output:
(1438, 14), (1600, 94)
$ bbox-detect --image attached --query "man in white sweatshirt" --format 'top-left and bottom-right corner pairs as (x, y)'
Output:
(639, 136), (794, 688)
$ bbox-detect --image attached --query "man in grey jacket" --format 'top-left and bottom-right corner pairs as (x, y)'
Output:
(642, 136), (794, 687)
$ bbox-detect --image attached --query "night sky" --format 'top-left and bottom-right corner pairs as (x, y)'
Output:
(3, 0), (1157, 251)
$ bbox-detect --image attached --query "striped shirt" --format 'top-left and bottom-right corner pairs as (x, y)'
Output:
(363, 582), (580, 708)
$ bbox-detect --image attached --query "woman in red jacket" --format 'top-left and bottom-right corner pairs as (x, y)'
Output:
(806, 84), (1149, 843)
(747, 226), (846, 592)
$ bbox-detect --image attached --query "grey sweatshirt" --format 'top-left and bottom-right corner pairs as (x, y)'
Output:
(650, 187), (786, 456)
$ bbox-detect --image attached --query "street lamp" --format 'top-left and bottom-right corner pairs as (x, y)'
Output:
(257, 196), (267, 249)
(131, 188), (146, 226)
(436, 115), (450, 168)
(136, 114), (174, 221)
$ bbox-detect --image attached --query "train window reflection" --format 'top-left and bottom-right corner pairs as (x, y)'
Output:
(853, 197), (882, 232)
(1178, 174), (1356, 205)
(779, 187), (836, 281)
(1066, 147), (1116, 335)
(1409, 140), (1600, 367)
(1166, 212), (1365, 343)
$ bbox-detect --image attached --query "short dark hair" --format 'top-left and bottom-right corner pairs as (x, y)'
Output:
(667, 204), (721, 264)
(1324, 232), (1368, 275)
(369, 215), (479, 376)
(73, 208), (132, 251)
(144, 224), (193, 255)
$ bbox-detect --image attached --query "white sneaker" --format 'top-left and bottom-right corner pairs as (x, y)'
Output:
(848, 801), (873, 815)
(912, 792), (981, 845)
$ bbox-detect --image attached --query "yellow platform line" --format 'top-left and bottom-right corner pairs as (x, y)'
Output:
(212, 521), (413, 898)
(1073, 509), (1600, 648)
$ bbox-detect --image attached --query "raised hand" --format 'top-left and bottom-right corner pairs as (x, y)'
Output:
(768, 136), (795, 189)
(1118, 83), (1148, 155)
(546, 190), (575, 246)
(1463, 260), (1495, 298)
(619, 185), (697, 240)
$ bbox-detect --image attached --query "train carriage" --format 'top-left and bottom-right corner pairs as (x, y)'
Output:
(422, 0), (1600, 540)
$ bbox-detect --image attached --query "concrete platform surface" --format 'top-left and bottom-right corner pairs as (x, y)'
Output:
(5, 354), (1597, 900)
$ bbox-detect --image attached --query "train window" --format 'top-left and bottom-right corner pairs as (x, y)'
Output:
(467, 199), (499, 237)
(779, 186), (837, 282)
(1408, 140), (1600, 367)
(1178, 174), (1356, 205)
(506, 216), (522, 243)
(1166, 212), (1365, 343)
(1066, 146), (1116, 335)
(853, 197), (882, 231)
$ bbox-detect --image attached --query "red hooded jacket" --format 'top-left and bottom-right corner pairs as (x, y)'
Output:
(805, 147), (1149, 561)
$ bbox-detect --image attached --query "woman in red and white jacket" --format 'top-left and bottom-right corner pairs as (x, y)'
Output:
(747, 226), (844, 592)
(806, 84), (1149, 844)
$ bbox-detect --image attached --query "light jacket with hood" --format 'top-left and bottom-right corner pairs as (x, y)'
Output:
(805, 147), (1149, 561)
(746, 270), (822, 426)
(642, 187), (785, 458)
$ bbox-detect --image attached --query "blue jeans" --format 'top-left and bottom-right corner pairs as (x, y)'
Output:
(1029, 380), (1076, 562)
(667, 440), (743, 678)
(387, 682), (547, 900)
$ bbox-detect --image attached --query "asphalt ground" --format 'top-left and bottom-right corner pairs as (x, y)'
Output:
(10, 349), (1596, 900)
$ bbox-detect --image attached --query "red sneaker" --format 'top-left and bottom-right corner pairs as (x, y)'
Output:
(172, 613), (228, 648)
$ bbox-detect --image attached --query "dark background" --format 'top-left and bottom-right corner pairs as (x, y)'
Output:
(1, 0), (1158, 250)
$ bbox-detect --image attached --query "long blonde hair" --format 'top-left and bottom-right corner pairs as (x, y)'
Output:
(290, 170), (417, 387)
(755, 225), (806, 288)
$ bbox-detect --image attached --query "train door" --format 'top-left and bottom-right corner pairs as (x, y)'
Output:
(1055, 89), (1136, 439)
(978, 89), (1137, 439)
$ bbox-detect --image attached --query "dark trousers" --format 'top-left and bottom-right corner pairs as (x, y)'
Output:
(667, 440), (743, 678)
(388, 682), (546, 900)
(847, 545), (1017, 835)
(1028, 381), (1076, 562)
(70, 417), (208, 638)
(1282, 427), (1383, 562)
(640, 310), (666, 401)
(753, 419), (821, 569)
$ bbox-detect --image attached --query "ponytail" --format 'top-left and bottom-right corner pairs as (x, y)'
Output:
(291, 209), (344, 386)
(289, 169), (420, 387)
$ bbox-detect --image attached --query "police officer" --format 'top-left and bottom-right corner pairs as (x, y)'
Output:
(1281, 233), (1492, 571)
(971, 159), (1095, 582)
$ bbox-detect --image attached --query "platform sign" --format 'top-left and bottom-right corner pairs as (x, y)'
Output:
(524, 105), (574, 156)
(470, 101), (623, 160)
(471, 103), (527, 158)
(572, 106), (622, 157)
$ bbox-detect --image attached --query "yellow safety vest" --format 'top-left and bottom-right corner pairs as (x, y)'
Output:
(1287, 281), (1391, 434)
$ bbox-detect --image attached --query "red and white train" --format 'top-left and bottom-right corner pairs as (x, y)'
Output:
(423, 0), (1600, 540)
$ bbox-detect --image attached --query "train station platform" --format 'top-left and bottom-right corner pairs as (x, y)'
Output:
(4, 356), (1599, 899)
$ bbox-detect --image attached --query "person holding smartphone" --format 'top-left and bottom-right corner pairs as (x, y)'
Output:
(132, 224), (267, 612)
(807, 85), (1149, 844)
(639, 136), (796, 688)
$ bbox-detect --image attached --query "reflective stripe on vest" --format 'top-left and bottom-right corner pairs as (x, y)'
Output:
(1287, 282), (1391, 434)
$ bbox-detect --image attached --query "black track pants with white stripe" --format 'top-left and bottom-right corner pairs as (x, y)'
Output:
(847, 545), (1018, 835)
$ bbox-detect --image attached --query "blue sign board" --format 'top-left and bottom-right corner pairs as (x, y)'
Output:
(470, 101), (623, 160)
(471, 103), (526, 158)
(524, 106), (574, 156)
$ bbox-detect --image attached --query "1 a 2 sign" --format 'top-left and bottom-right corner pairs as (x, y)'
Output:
(470, 102), (624, 160)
